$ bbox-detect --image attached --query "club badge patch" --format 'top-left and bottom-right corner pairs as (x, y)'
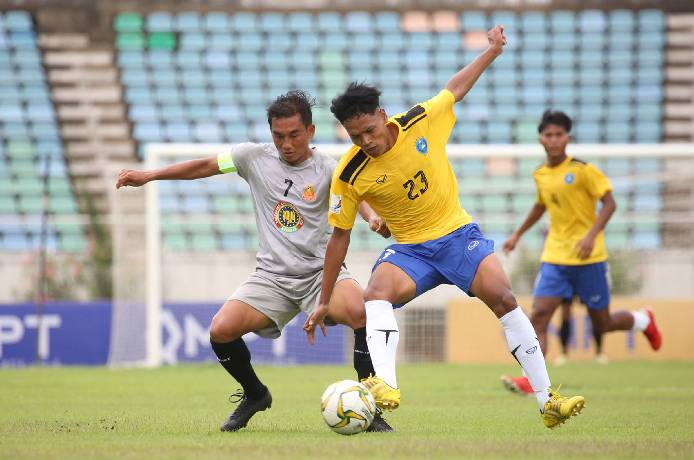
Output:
(564, 173), (575, 184)
(416, 137), (428, 154)
(302, 185), (316, 202)
(274, 201), (304, 233)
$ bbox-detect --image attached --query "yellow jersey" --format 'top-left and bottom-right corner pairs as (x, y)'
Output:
(328, 89), (472, 244)
(534, 156), (612, 265)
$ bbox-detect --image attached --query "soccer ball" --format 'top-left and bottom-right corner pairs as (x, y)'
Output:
(320, 380), (376, 435)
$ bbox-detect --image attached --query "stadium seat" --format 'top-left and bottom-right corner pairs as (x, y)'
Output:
(147, 12), (173, 32)
(114, 12), (143, 33)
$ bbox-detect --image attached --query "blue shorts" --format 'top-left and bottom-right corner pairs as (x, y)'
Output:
(533, 262), (611, 309)
(372, 223), (495, 307)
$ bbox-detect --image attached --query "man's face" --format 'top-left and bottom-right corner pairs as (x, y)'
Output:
(341, 109), (390, 156)
(270, 113), (315, 165)
(539, 124), (571, 160)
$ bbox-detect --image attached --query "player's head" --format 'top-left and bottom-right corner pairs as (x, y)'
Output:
(538, 110), (572, 159)
(330, 83), (390, 156)
(266, 90), (316, 165)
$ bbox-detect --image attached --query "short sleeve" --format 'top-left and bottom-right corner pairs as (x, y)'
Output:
(584, 163), (612, 199)
(327, 169), (360, 230)
(230, 142), (261, 179)
(421, 89), (456, 138)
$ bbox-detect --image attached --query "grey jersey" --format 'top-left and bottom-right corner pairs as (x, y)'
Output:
(231, 142), (337, 277)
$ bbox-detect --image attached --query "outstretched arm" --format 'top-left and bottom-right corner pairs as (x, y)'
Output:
(116, 156), (221, 189)
(503, 203), (546, 255)
(303, 227), (351, 344)
(446, 25), (507, 102)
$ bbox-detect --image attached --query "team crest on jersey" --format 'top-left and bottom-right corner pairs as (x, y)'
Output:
(273, 201), (304, 233)
(416, 137), (428, 154)
(564, 173), (575, 184)
(302, 185), (316, 202)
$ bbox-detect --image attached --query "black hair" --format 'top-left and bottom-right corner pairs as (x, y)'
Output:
(266, 90), (315, 127)
(330, 82), (382, 123)
(538, 110), (572, 133)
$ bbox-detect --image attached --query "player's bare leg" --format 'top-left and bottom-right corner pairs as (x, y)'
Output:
(587, 305), (661, 351)
(209, 300), (274, 432)
(530, 296), (563, 354)
(325, 278), (394, 432)
(358, 262), (416, 410)
(472, 253), (584, 427)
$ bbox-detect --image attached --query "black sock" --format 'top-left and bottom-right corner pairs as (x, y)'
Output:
(210, 338), (267, 400)
(593, 329), (603, 354)
(559, 320), (572, 354)
(353, 327), (375, 380)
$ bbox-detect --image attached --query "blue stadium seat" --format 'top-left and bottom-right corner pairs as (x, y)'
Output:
(204, 50), (231, 68)
(4, 11), (33, 31)
(146, 12), (172, 32)
(133, 123), (162, 141)
(634, 122), (661, 142)
(375, 12), (400, 32)
(490, 11), (516, 29)
(209, 33), (235, 50)
(638, 9), (665, 31)
(118, 50), (144, 68)
(259, 12), (285, 32)
(461, 11), (487, 30)
(579, 10), (606, 32)
(176, 50), (202, 68)
(609, 10), (635, 32)
(194, 122), (222, 142)
(204, 12), (230, 32)
(175, 12), (201, 32)
(605, 122), (631, 142)
(317, 12), (343, 32)
(180, 32), (206, 50)
(550, 10), (576, 31)
(163, 121), (191, 141)
(287, 12), (313, 32)
(346, 11), (373, 33)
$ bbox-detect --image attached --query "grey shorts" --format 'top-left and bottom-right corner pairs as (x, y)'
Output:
(228, 267), (356, 338)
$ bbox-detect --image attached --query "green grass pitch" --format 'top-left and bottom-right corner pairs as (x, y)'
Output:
(2, 362), (693, 459)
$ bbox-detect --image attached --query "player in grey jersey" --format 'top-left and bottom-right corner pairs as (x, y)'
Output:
(116, 91), (393, 432)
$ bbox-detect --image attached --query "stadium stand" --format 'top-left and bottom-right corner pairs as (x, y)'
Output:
(111, 9), (668, 252)
(0, 10), (85, 252)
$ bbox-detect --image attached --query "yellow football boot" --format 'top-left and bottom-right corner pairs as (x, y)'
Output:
(361, 376), (401, 411)
(543, 387), (585, 429)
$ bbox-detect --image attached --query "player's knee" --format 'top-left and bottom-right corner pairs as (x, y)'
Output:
(349, 304), (366, 329)
(363, 285), (391, 303)
(490, 289), (518, 317)
(209, 313), (239, 343)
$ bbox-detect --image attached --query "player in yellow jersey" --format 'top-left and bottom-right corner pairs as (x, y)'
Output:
(303, 25), (584, 429)
(500, 110), (662, 396)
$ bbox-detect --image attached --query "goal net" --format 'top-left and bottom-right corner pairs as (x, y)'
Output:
(108, 143), (694, 367)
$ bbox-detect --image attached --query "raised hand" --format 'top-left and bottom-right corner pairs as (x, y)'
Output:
(487, 25), (507, 52)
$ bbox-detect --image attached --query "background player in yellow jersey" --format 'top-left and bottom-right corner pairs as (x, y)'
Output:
(303, 25), (584, 429)
(500, 110), (662, 395)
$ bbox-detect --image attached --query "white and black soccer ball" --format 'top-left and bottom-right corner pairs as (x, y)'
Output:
(320, 380), (376, 435)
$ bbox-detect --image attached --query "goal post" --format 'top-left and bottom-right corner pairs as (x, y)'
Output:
(107, 143), (694, 367)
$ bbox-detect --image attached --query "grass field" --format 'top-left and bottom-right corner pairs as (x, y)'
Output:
(2, 362), (693, 460)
